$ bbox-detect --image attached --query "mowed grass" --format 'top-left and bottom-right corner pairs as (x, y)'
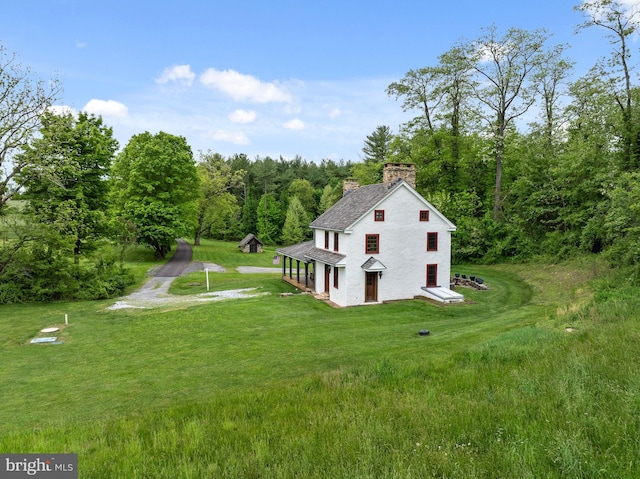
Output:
(170, 239), (287, 295)
(1, 245), (639, 478)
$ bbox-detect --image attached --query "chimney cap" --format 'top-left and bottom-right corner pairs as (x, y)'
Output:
(383, 162), (416, 167)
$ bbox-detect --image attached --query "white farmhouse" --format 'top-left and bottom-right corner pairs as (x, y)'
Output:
(277, 163), (463, 307)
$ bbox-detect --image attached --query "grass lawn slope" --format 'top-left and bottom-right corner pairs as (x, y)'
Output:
(1, 241), (639, 478)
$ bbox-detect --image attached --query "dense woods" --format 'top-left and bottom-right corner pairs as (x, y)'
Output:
(2, 0), (640, 302)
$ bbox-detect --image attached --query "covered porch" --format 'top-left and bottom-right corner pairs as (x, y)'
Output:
(276, 241), (315, 292)
(276, 241), (346, 294)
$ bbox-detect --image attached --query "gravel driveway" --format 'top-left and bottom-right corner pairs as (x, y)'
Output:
(106, 241), (277, 310)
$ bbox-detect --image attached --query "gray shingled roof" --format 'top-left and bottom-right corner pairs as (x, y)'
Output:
(310, 183), (393, 231)
(238, 233), (263, 247)
(276, 241), (315, 262)
(276, 241), (346, 266)
(361, 257), (386, 270)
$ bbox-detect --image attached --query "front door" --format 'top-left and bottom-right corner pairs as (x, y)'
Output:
(365, 272), (378, 302)
(325, 265), (331, 292)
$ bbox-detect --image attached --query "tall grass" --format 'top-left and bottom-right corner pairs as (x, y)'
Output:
(1, 251), (639, 477)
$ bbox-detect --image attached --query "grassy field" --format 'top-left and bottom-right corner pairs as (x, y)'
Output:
(1, 240), (639, 478)
(170, 239), (288, 295)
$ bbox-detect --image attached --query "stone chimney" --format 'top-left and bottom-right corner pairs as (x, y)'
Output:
(383, 162), (416, 189)
(343, 177), (360, 196)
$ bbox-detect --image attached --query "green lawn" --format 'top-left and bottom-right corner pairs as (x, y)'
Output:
(1, 244), (639, 478)
(191, 238), (282, 268)
(170, 239), (286, 295)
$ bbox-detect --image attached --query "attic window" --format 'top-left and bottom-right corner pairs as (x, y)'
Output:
(420, 210), (430, 221)
(374, 210), (385, 221)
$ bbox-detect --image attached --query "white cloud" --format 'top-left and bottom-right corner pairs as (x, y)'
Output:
(283, 118), (305, 130)
(327, 107), (341, 118)
(48, 105), (76, 116)
(282, 103), (302, 115)
(200, 68), (291, 103)
(83, 99), (129, 118)
(206, 130), (250, 145)
(90, 75), (411, 163)
(156, 65), (196, 86)
(228, 109), (256, 123)
(76, 41), (87, 49)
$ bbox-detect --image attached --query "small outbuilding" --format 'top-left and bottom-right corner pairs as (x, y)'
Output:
(239, 233), (264, 253)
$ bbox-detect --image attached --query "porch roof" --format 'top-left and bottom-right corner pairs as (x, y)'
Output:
(361, 257), (387, 272)
(277, 241), (346, 266)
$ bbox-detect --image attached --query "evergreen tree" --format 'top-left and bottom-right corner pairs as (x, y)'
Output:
(281, 196), (309, 245)
(240, 185), (258, 236)
(256, 193), (282, 245)
(362, 125), (393, 163)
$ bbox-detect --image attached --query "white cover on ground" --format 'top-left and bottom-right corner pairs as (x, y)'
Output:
(421, 286), (464, 303)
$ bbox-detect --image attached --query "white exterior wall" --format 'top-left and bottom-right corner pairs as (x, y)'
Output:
(330, 265), (348, 306)
(312, 229), (325, 294)
(338, 185), (453, 306)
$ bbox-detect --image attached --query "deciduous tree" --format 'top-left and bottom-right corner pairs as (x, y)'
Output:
(19, 111), (117, 259)
(464, 25), (552, 220)
(194, 151), (244, 245)
(0, 45), (61, 212)
(575, 0), (640, 170)
(111, 131), (199, 258)
(287, 178), (316, 218)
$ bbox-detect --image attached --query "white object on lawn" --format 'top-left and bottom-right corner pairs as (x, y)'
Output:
(30, 337), (57, 344)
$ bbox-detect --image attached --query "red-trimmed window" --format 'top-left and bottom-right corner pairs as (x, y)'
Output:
(374, 210), (385, 221)
(365, 234), (380, 254)
(334, 232), (339, 252)
(427, 232), (438, 251)
(420, 210), (430, 221)
(333, 267), (339, 289)
(324, 231), (329, 249)
(426, 264), (438, 287)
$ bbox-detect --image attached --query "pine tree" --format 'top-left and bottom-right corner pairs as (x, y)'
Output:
(281, 196), (309, 245)
(362, 125), (393, 163)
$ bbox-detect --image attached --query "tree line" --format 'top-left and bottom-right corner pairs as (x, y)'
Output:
(382, 0), (640, 274)
(1, 0), (640, 303)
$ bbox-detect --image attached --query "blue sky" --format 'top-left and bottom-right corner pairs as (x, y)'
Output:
(2, 0), (628, 162)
